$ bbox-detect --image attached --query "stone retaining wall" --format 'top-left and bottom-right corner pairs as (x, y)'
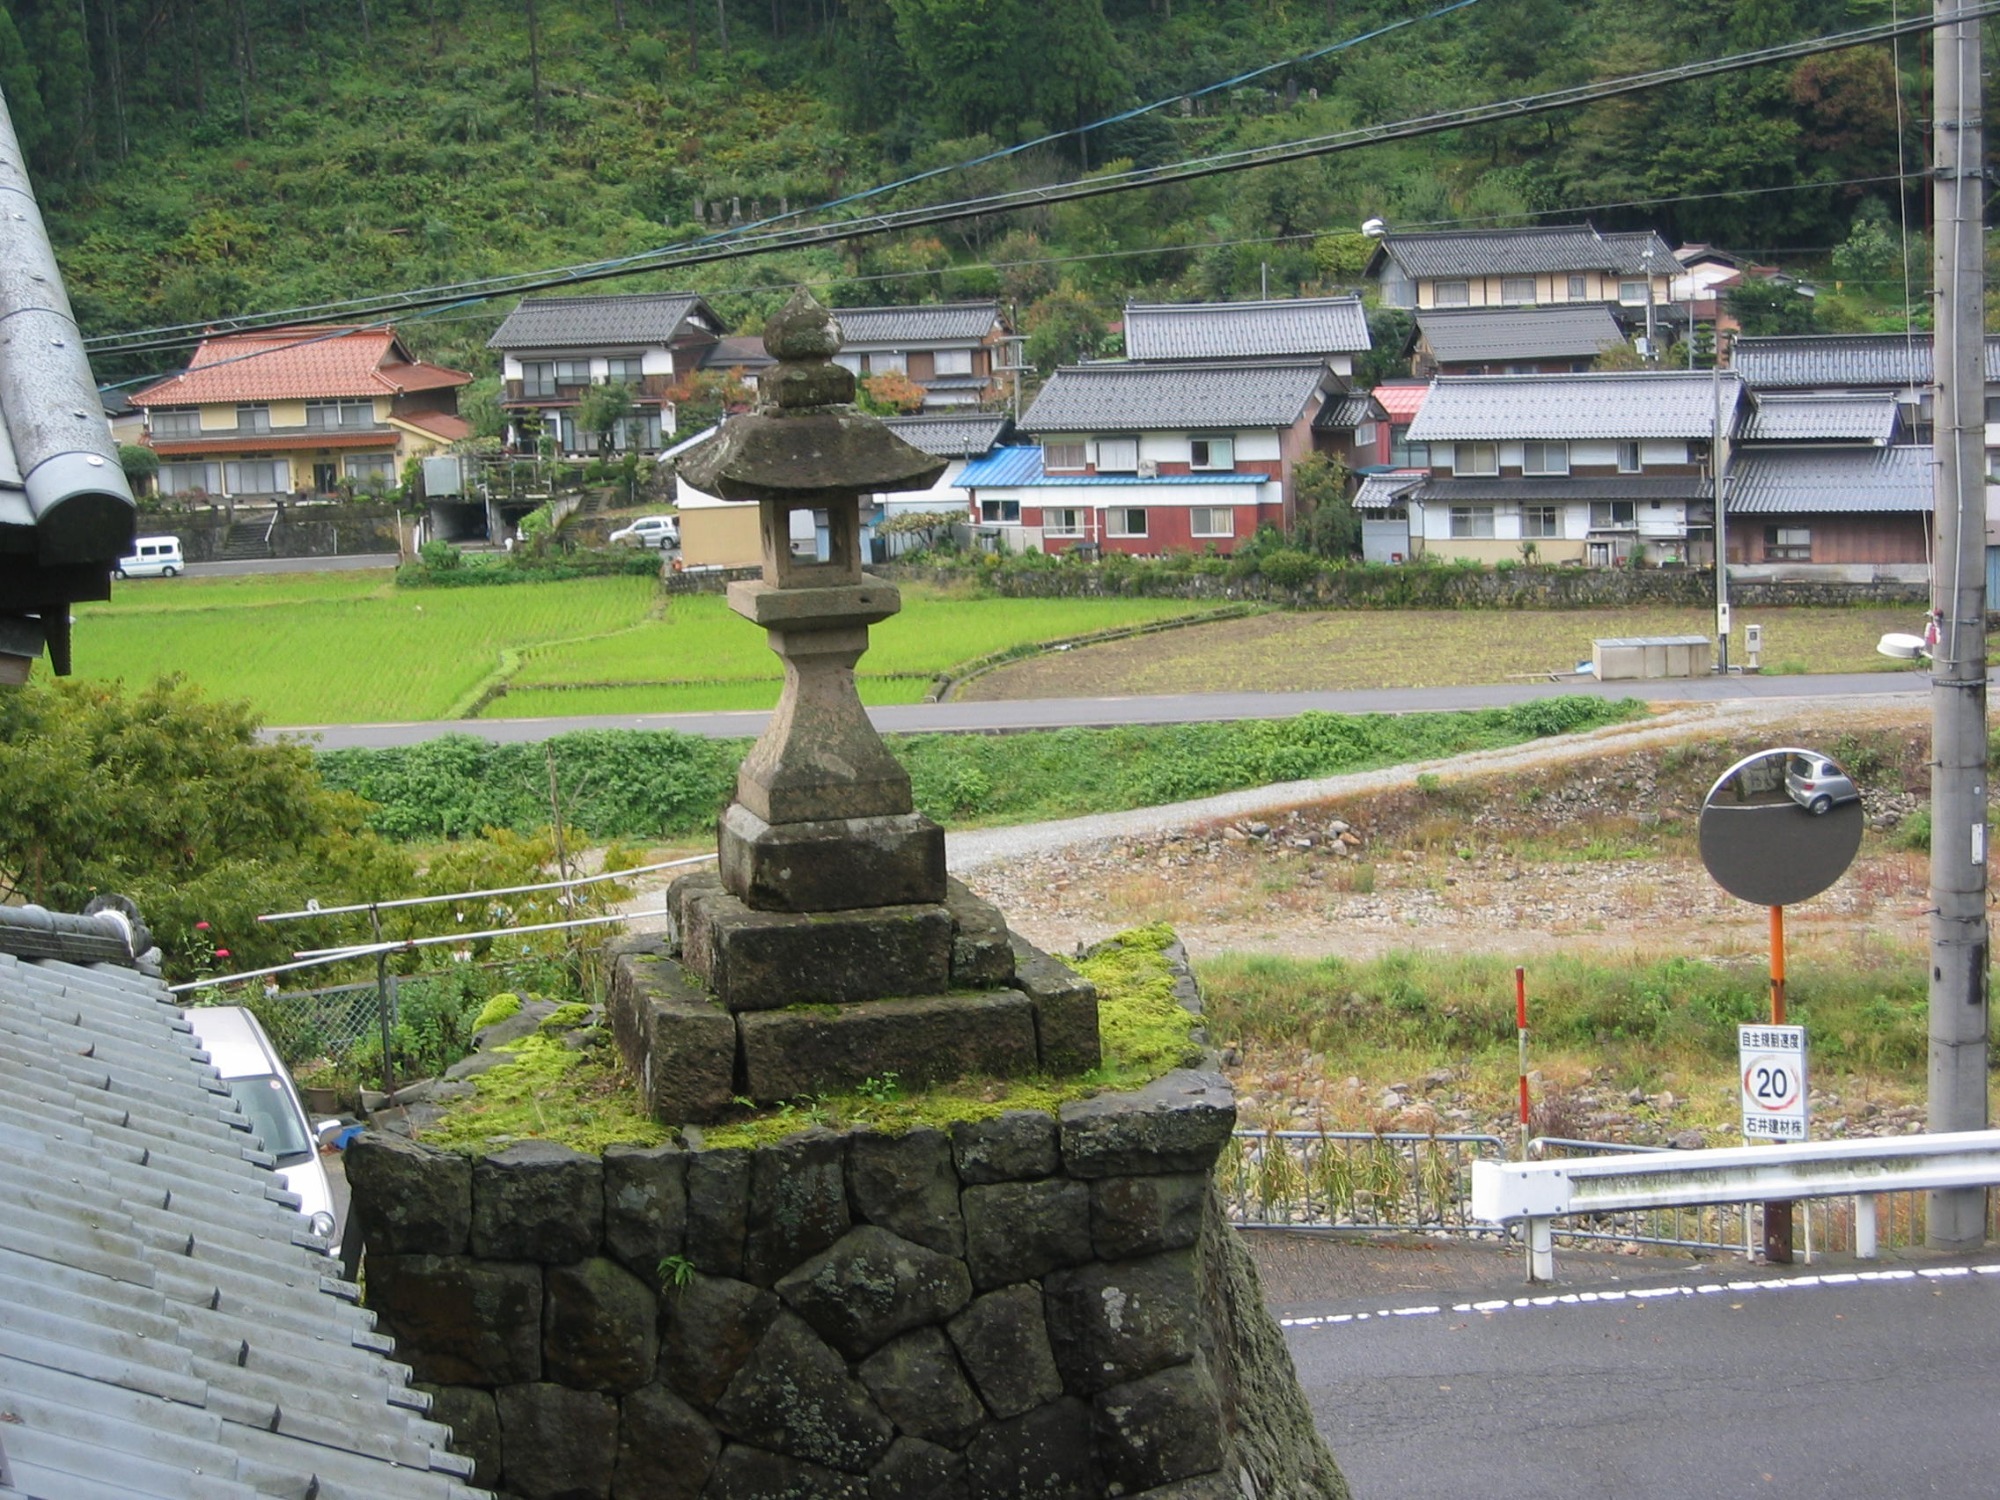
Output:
(153, 503), (403, 561)
(346, 1078), (1348, 1500)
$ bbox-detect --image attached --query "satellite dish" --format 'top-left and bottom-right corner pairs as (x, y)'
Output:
(1361, 218), (1387, 238)
(1876, 632), (1928, 660)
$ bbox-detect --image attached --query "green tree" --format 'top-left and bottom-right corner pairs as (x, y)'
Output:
(1727, 281), (1818, 336)
(1292, 451), (1358, 560)
(117, 441), (158, 492)
(576, 380), (635, 458)
(0, 7), (48, 166)
(1023, 283), (1110, 370)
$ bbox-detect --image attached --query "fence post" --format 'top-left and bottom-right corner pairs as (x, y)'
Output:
(369, 903), (397, 1101)
(1856, 1195), (1878, 1260)
(1528, 1216), (1555, 1282)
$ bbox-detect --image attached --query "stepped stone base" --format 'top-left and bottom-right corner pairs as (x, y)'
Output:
(740, 991), (1038, 1099)
(719, 801), (946, 914)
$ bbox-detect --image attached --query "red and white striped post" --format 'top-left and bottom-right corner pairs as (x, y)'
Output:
(1516, 966), (1531, 1161)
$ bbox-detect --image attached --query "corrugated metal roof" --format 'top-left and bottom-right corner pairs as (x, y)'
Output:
(1730, 333), (2000, 389)
(0, 929), (488, 1499)
(1729, 444), (1934, 513)
(1414, 304), (1625, 363)
(1122, 297), (1370, 360)
(829, 303), (1002, 347)
(1020, 360), (1329, 433)
(1405, 371), (1742, 441)
(957, 447), (1268, 487)
(1375, 224), (1675, 280)
(487, 293), (717, 351)
(133, 327), (470, 406)
(1374, 383), (1431, 422)
(1740, 392), (1900, 443)
(883, 413), (1012, 458)
(1416, 475), (1711, 502)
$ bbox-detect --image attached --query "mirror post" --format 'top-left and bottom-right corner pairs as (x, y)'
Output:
(1764, 903), (1792, 1264)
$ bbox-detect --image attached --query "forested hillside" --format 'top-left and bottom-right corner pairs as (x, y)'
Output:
(0, 0), (1932, 390)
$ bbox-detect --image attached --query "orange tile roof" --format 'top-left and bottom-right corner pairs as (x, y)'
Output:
(1374, 383), (1432, 422)
(132, 325), (471, 407)
(393, 410), (474, 442)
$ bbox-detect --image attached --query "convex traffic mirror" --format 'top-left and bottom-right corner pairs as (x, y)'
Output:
(1697, 746), (1864, 908)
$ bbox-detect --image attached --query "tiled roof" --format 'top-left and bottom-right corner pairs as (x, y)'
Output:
(1740, 392), (1900, 444)
(883, 412), (1013, 458)
(1730, 444), (1933, 513)
(395, 410), (476, 442)
(487, 293), (718, 351)
(957, 447), (1268, 487)
(1354, 470), (1425, 510)
(1417, 475), (1712, 502)
(1414, 304), (1625, 363)
(830, 303), (1003, 347)
(132, 327), (471, 407)
(1405, 371), (1742, 441)
(1373, 383), (1432, 423)
(1729, 333), (2000, 389)
(1373, 223), (1676, 280)
(702, 334), (777, 371)
(1313, 392), (1387, 430)
(0, 917), (485, 1498)
(1020, 360), (1329, 434)
(1122, 297), (1370, 360)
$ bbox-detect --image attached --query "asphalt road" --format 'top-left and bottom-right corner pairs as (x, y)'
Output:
(1275, 1244), (2000, 1499)
(274, 671), (1938, 749)
(185, 552), (402, 578)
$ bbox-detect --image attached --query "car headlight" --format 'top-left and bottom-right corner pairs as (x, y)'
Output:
(309, 1211), (338, 1240)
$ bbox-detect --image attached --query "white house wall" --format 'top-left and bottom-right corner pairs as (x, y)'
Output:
(877, 460), (969, 516)
(642, 349), (676, 377)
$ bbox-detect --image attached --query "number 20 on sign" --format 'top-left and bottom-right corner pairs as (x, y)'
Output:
(1739, 1024), (1808, 1142)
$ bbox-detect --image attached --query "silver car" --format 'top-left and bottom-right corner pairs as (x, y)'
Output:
(1785, 753), (1859, 815)
(188, 1005), (339, 1244)
(608, 515), (679, 549)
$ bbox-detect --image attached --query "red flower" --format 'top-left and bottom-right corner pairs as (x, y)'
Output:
(195, 922), (210, 931)
(214, 949), (231, 959)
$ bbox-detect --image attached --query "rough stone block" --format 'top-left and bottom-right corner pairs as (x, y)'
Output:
(365, 1253), (541, 1386)
(962, 1398), (1096, 1500)
(658, 1272), (779, 1408)
(744, 1130), (852, 1286)
(545, 1257), (660, 1393)
(708, 1444), (869, 1500)
(344, 1130), (470, 1255)
(776, 1225), (973, 1360)
(686, 1147), (753, 1278)
(472, 1140), (604, 1263)
(416, 1384), (500, 1489)
(1008, 938), (1101, 1076)
(857, 1328), (987, 1450)
(1042, 1252), (1200, 1397)
(603, 1143), (688, 1282)
(1121, 1476), (1235, 1500)
(870, 1437), (967, 1500)
(944, 879), (1014, 988)
(609, 954), (738, 1124)
(1057, 1070), (1235, 1178)
(1092, 1362), (1225, 1493)
(715, 1311), (896, 1473)
(615, 1384), (720, 1500)
(738, 992), (1037, 1104)
(846, 1128), (964, 1257)
(680, 884), (954, 1011)
(960, 1179), (1092, 1292)
(720, 803), (946, 913)
(495, 1382), (619, 1500)
(1089, 1174), (1210, 1260)
(949, 1112), (1059, 1185)
(945, 1285), (1062, 1422)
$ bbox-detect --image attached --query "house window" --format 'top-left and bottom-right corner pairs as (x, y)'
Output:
(1389, 430), (1429, 467)
(1765, 525), (1812, 560)
(1043, 441), (1087, 471)
(521, 362), (557, 398)
(1500, 276), (1537, 305)
(306, 400), (375, 431)
(933, 348), (974, 377)
(223, 459), (286, 494)
(1618, 280), (1649, 306)
(1190, 507), (1234, 538)
(1106, 508), (1148, 537)
(1433, 280), (1471, 307)
(605, 357), (645, 384)
(1567, 274), (1589, 300)
(151, 409), (200, 438)
(1453, 442), (1499, 476)
(1521, 504), (1561, 538)
(1189, 436), (1234, 471)
(1590, 500), (1637, 529)
(555, 360), (591, 386)
(345, 453), (396, 489)
(158, 460), (221, 496)
(1521, 441), (1569, 476)
(866, 352), (908, 376)
(611, 412), (664, 450)
(1096, 438), (1140, 473)
(1044, 507), (1084, 536)
(1616, 441), (1642, 473)
(236, 404), (271, 433)
(1985, 394), (2000, 423)
(1449, 505), (1496, 538)
(1353, 422), (1378, 447)
(980, 498), (1021, 524)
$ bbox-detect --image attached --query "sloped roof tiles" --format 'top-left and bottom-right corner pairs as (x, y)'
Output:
(1374, 223), (1676, 280)
(1122, 297), (1370, 360)
(1021, 360), (1330, 433)
(830, 303), (1003, 346)
(1414, 304), (1625, 363)
(132, 327), (471, 407)
(883, 412), (1012, 458)
(1730, 332), (2000, 389)
(488, 293), (720, 351)
(1730, 444), (1934, 513)
(1405, 371), (1742, 442)
(1740, 392), (1900, 444)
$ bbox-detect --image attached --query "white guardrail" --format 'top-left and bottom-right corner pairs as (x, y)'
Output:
(1472, 1129), (2000, 1281)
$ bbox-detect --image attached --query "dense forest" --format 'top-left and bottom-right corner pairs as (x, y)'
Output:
(0, 0), (1955, 392)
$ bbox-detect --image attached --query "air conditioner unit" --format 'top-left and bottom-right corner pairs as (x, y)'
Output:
(1137, 460), (1159, 479)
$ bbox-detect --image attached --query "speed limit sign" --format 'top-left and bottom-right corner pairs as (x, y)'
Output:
(1739, 1024), (1808, 1141)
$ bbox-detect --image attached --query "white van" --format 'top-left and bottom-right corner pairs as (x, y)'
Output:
(116, 535), (184, 578)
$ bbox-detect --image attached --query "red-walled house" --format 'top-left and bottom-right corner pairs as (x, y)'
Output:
(959, 359), (1336, 555)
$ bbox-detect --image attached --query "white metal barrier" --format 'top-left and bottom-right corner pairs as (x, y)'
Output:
(1471, 1130), (2000, 1281)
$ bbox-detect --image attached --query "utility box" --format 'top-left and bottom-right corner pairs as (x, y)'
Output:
(1744, 623), (1764, 669)
(1592, 635), (1713, 681)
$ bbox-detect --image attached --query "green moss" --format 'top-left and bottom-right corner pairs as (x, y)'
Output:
(539, 1001), (593, 1032)
(783, 1002), (842, 1018)
(471, 993), (522, 1031)
(417, 1035), (669, 1154)
(1074, 925), (1205, 1077)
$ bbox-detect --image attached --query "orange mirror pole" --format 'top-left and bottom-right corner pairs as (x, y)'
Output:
(1765, 904), (1793, 1263)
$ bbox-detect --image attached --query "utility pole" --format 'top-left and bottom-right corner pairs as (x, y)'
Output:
(1927, 0), (1989, 1250)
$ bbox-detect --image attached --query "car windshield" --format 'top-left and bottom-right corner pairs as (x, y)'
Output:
(227, 1074), (314, 1164)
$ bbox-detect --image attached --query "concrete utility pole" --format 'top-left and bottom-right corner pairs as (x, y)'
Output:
(1927, 0), (1989, 1251)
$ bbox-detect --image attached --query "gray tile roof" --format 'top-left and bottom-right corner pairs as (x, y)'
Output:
(883, 412), (1013, 458)
(829, 303), (1003, 347)
(1414, 304), (1626, 363)
(1730, 333), (2000, 388)
(488, 293), (718, 351)
(1354, 471), (1424, 510)
(1373, 223), (1676, 281)
(1020, 360), (1330, 434)
(1313, 392), (1386, 430)
(1729, 444), (1933, 513)
(1740, 392), (1901, 444)
(1405, 371), (1742, 442)
(1122, 297), (1370, 360)
(1417, 475), (1711, 503)
(702, 334), (777, 372)
(0, 920), (486, 1499)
